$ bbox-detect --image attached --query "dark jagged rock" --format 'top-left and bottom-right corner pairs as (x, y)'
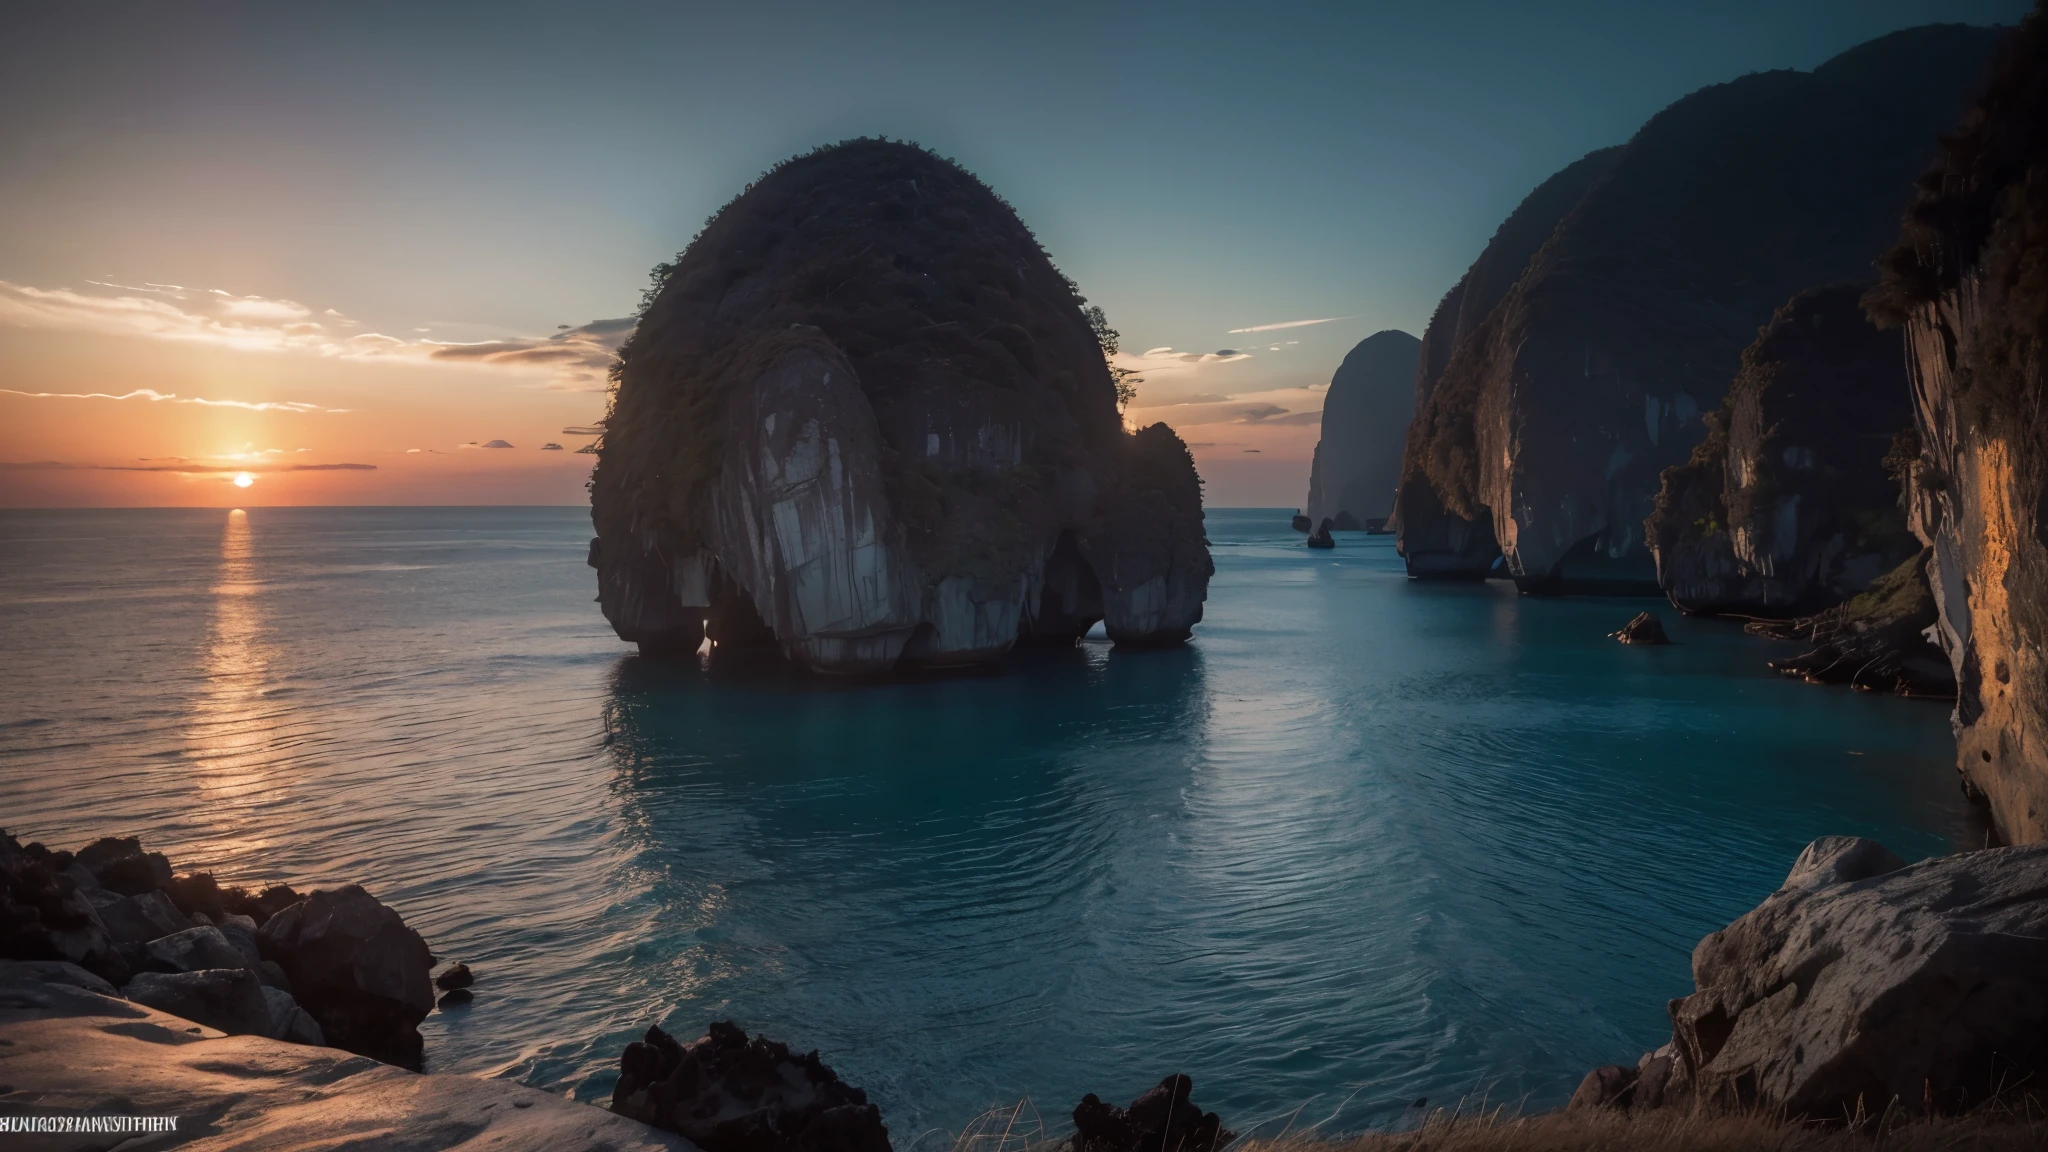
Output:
(1394, 147), (1623, 579)
(123, 968), (272, 1036)
(1868, 3), (2048, 843)
(591, 140), (1210, 673)
(1069, 1074), (1232, 1152)
(1402, 25), (2001, 594)
(1745, 550), (1955, 696)
(1567, 1064), (1638, 1112)
(1594, 838), (2048, 1118)
(258, 884), (435, 1070)
(612, 1021), (891, 1152)
(1610, 611), (1671, 645)
(1649, 286), (1920, 615)
(75, 836), (173, 896)
(1305, 519), (1335, 549)
(0, 832), (121, 982)
(1305, 330), (1421, 529)
(435, 961), (473, 991)
(1289, 512), (1311, 532)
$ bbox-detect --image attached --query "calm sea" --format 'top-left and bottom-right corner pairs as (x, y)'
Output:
(0, 506), (1975, 1138)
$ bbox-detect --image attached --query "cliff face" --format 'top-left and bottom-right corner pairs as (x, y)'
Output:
(590, 140), (1211, 674)
(1648, 285), (1920, 615)
(1303, 330), (1420, 528)
(1392, 148), (1622, 579)
(1870, 5), (2048, 841)
(1403, 25), (2000, 593)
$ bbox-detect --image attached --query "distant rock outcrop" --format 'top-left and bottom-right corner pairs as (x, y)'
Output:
(1400, 25), (2000, 593)
(1579, 837), (2048, 1117)
(1648, 285), (1921, 615)
(1393, 147), (1622, 579)
(1070, 1074), (1232, 1152)
(613, 1021), (891, 1152)
(590, 140), (1211, 674)
(1304, 330), (1421, 529)
(1744, 550), (1955, 696)
(1869, 4), (2048, 841)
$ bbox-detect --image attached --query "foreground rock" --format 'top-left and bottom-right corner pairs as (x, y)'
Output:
(1400, 26), (2000, 593)
(259, 883), (436, 1070)
(1306, 519), (1336, 549)
(1070, 1074), (1232, 1152)
(0, 967), (688, 1151)
(1305, 330), (1421, 530)
(590, 140), (1211, 674)
(1869, 5), (2048, 842)
(1649, 285), (1920, 615)
(613, 1021), (890, 1152)
(1579, 837), (2048, 1118)
(1744, 551), (1955, 696)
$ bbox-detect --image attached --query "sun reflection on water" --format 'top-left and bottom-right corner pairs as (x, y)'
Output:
(186, 509), (282, 839)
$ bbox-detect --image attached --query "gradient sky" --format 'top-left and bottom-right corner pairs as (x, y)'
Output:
(0, 0), (2027, 508)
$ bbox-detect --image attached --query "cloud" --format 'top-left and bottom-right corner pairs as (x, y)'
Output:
(1226, 316), (1351, 334)
(1265, 410), (1324, 425)
(1, 460), (375, 473)
(0, 278), (633, 389)
(0, 387), (348, 413)
(561, 425), (604, 436)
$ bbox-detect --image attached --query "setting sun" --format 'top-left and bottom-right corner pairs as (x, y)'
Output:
(232, 472), (255, 488)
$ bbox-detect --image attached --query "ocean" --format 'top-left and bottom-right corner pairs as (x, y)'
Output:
(0, 505), (1976, 1139)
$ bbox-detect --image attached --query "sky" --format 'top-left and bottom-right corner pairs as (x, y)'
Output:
(0, 0), (2028, 509)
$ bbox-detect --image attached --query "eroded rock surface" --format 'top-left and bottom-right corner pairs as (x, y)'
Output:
(612, 1021), (890, 1152)
(1649, 285), (1921, 615)
(592, 140), (1209, 674)
(1581, 837), (2048, 1118)
(1744, 550), (1955, 696)
(1305, 330), (1420, 529)
(1401, 25), (2000, 592)
(1869, 4), (2048, 842)
(0, 969), (689, 1151)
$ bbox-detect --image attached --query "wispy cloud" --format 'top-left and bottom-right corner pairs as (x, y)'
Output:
(0, 279), (633, 389)
(1226, 316), (1350, 334)
(0, 387), (348, 413)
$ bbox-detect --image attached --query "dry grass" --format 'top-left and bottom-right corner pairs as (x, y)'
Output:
(929, 1101), (2048, 1152)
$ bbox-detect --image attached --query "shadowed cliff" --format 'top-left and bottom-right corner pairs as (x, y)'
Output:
(589, 140), (1211, 674)
(1304, 330), (1420, 529)
(1399, 24), (2001, 593)
(1871, 2), (2048, 841)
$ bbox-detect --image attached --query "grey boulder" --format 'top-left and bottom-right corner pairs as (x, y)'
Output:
(263, 986), (326, 1046)
(259, 884), (434, 1069)
(83, 886), (188, 945)
(145, 925), (250, 974)
(124, 968), (271, 1036)
(0, 959), (117, 997)
(1661, 837), (2048, 1117)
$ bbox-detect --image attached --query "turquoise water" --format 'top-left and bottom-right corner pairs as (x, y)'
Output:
(0, 506), (1976, 1139)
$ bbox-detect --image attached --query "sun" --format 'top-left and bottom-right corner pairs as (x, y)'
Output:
(233, 472), (255, 488)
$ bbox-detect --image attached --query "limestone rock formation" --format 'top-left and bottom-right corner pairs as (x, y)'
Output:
(1649, 286), (1921, 615)
(1393, 147), (1621, 579)
(1868, 3), (2048, 842)
(1070, 1074), (1232, 1152)
(1581, 837), (2048, 1118)
(1610, 611), (1670, 645)
(0, 969), (690, 1151)
(1401, 25), (2000, 593)
(1304, 330), (1421, 528)
(259, 883), (436, 1070)
(590, 140), (1210, 674)
(613, 1020), (892, 1152)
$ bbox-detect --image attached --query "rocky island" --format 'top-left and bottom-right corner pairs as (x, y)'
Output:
(588, 140), (1211, 675)
(1303, 330), (1420, 532)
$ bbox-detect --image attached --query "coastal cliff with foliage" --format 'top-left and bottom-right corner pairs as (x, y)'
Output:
(1392, 147), (1621, 578)
(1647, 285), (1921, 615)
(1868, 6), (2048, 843)
(1396, 25), (1999, 592)
(588, 140), (1210, 674)
(1304, 330), (1419, 529)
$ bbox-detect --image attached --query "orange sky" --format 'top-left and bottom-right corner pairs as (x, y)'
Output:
(0, 276), (1343, 509)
